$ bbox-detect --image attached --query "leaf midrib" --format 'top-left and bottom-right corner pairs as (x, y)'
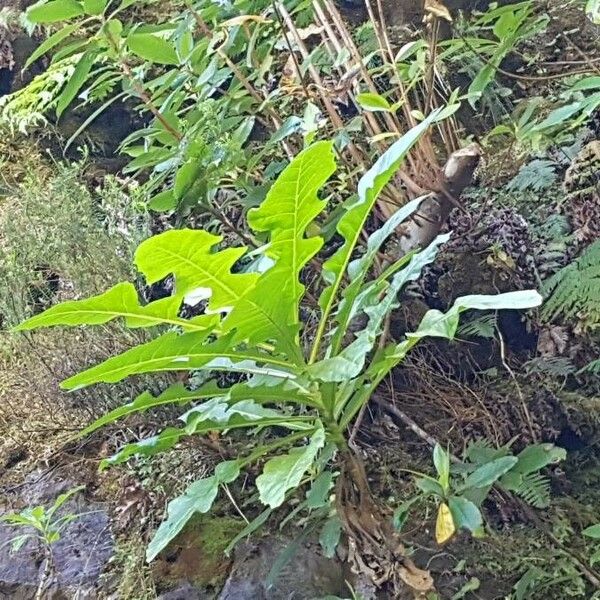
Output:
(159, 246), (299, 359)
(63, 349), (294, 388)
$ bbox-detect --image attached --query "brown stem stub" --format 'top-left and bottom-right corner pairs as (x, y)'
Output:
(397, 143), (482, 255)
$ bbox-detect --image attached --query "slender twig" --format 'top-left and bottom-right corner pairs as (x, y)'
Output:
(201, 203), (257, 248)
(104, 33), (182, 141)
(222, 483), (249, 524)
(561, 32), (600, 76)
(271, 2), (311, 100)
(372, 393), (443, 453)
(321, 0), (406, 139)
(276, 2), (366, 169)
(496, 326), (536, 443)
(185, 0), (294, 159)
(458, 32), (595, 82)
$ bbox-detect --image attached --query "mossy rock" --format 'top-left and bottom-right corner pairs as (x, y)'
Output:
(152, 515), (243, 592)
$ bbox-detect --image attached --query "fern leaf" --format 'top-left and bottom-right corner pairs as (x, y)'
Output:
(514, 472), (551, 508)
(524, 356), (576, 377)
(507, 159), (558, 192)
(458, 313), (497, 338)
(542, 239), (600, 329)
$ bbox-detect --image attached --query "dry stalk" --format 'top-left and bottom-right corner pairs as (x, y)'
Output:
(312, 1), (387, 148)
(320, 0), (406, 139)
(276, 2), (367, 171)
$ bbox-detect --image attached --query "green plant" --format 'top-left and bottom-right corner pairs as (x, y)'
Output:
(507, 159), (558, 192)
(16, 117), (542, 569)
(396, 441), (566, 544)
(487, 76), (600, 150)
(439, 2), (548, 111)
(1, 486), (86, 600)
(523, 77), (600, 145)
(586, 0), (600, 23)
(542, 239), (600, 331)
(1, 0), (314, 222)
(0, 158), (145, 327)
(583, 523), (600, 571)
(2, 485), (85, 550)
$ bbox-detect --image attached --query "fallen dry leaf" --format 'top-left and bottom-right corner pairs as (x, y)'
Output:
(220, 15), (272, 28)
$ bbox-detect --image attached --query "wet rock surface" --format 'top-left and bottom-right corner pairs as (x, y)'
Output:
(0, 472), (114, 599)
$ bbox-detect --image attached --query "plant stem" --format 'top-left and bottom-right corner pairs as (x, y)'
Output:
(102, 30), (182, 141)
(201, 203), (257, 248)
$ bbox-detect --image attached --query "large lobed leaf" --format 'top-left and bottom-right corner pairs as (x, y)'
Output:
(228, 141), (336, 350)
(16, 282), (214, 332)
(134, 229), (298, 350)
(248, 140), (335, 323)
(61, 331), (296, 389)
(134, 141), (335, 357)
(134, 229), (255, 309)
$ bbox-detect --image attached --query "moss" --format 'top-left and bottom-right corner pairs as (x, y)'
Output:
(152, 515), (243, 590)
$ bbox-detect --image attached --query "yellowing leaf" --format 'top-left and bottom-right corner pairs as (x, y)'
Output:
(220, 15), (271, 28)
(424, 0), (453, 22)
(296, 24), (324, 39)
(369, 132), (398, 144)
(435, 502), (455, 544)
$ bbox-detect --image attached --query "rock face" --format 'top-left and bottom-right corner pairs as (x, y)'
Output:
(0, 472), (114, 599)
(0, 27), (40, 96)
(153, 517), (349, 600)
(217, 537), (347, 600)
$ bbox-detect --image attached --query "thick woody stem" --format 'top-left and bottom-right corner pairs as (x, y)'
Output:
(397, 143), (482, 254)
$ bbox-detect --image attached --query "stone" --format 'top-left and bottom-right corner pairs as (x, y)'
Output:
(217, 537), (347, 600)
(0, 472), (114, 599)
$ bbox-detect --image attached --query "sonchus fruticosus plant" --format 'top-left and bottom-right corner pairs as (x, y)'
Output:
(17, 111), (541, 592)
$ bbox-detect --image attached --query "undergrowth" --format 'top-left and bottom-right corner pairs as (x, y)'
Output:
(0, 156), (148, 326)
(0, 0), (599, 597)
(542, 239), (600, 331)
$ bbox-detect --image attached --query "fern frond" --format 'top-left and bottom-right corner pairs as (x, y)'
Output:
(524, 356), (576, 377)
(0, 56), (77, 134)
(514, 472), (551, 508)
(542, 240), (600, 329)
(458, 313), (497, 339)
(507, 159), (558, 192)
